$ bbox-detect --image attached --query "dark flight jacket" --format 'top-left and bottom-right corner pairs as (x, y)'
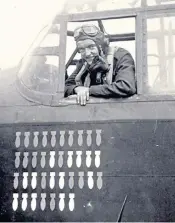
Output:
(64, 47), (136, 98)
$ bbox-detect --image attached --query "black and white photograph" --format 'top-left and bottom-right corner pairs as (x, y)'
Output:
(0, 0), (175, 221)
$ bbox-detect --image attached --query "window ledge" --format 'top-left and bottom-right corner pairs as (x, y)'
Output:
(56, 93), (175, 106)
(16, 76), (175, 106)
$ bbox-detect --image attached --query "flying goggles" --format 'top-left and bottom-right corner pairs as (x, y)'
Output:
(74, 25), (101, 40)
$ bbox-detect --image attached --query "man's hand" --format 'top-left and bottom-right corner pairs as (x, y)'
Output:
(74, 86), (89, 106)
(87, 56), (110, 84)
(88, 56), (109, 73)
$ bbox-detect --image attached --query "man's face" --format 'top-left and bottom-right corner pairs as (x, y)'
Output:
(77, 39), (99, 64)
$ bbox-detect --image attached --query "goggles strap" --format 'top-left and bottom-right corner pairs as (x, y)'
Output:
(75, 62), (88, 86)
(105, 46), (118, 84)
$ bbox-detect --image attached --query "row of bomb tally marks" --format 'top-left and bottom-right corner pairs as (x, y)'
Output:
(13, 193), (75, 212)
(15, 150), (101, 169)
(15, 130), (102, 148)
(13, 171), (103, 190)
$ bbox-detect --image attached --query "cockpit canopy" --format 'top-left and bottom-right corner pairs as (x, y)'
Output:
(18, 24), (60, 94)
(16, 0), (175, 105)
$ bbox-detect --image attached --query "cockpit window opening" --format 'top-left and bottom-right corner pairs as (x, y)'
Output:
(64, 17), (137, 106)
(66, 18), (136, 77)
(146, 13), (175, 94)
